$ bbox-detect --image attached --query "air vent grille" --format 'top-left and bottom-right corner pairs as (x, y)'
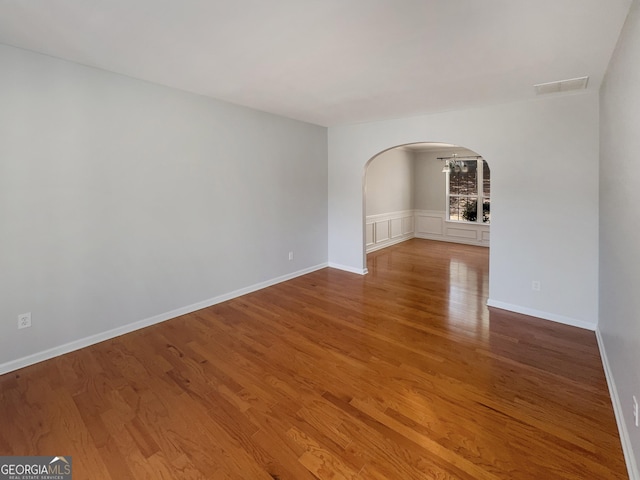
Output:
(534, 76), (589, 95)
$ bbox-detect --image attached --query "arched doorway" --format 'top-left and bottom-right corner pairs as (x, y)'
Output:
(363, 141), (492, 322)
(363, 141), (491, 264)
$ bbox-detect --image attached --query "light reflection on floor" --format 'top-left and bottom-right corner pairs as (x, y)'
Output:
(447, 257), (490, 341)
(365, 238), (490, 343)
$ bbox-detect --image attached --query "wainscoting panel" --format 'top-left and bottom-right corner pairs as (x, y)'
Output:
(402, 216), (414, 235)
(390, 218), (403, 238)
(414, 210), (490, 247)
(447, 227), (477, 240)
(366, 210), (415, 252)
(366, 210), (490, 252)
(416, 214), (443, 236)
(375, 221), (390, 243)
(365, 223), (375, 248)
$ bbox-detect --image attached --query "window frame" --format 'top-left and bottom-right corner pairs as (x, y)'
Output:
(445, 158), (490, 224)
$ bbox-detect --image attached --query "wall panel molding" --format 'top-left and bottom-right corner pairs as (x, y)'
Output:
(366, 210), (415, 253)
(365, 223), (375, 248)
(414, 210), (490, 247)
(365, 210), (490, 253)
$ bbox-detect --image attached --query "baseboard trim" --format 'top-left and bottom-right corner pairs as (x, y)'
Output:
(414, 233), (489, 248)
(596, 328), (639, 480)
(366, 234), (414, 253)
(0, 262), (329, 376)
(486, 299), (596, 331)
(328, 263), (368, 275)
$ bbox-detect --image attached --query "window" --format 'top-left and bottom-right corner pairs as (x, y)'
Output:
(446, 159), (490, 224)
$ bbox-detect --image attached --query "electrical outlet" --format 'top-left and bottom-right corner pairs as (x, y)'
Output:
(288, 251), (294, 261)
(532, 280), (541, 291)
(634, 395), (638, 427)
(18, 312), (31, 329)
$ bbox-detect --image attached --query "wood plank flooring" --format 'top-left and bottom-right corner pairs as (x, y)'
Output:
(0, 239), (628, 479)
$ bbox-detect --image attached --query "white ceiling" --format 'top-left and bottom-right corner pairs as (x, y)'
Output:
(0, 0), (631, 126)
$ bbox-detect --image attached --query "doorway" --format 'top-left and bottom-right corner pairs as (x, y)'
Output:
(364, 142), (491, 261)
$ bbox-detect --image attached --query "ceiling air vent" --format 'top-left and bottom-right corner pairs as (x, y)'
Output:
(534, 76), (589, 95)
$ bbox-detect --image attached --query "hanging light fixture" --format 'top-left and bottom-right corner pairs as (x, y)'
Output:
(439, 153), (481, 174)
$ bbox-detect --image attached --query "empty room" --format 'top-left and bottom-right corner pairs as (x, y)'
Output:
(1, 1), (639, 479)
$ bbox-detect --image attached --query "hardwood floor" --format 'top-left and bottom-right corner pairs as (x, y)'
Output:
(0, 239), (627, 479)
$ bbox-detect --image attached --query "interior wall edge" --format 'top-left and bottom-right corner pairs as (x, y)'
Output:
(327, 263), (368, 275)
(596, 327), (640, 480)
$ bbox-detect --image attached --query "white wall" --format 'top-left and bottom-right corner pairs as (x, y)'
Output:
(329, 92), (600, 328)
(365, 147), (414, 216)
(599, 0), (640, 476)
(0, 45), (328, 371)
(413, 151), (446, 211)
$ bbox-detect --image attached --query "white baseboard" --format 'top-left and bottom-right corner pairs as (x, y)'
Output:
(366, 234), (414, 253)
(414, 233), (489, 248)
(328, 262), (367, 275)
(0, 262), (329, 376)
(486, 299), (596, 331)
(596, 328), (639, 480)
